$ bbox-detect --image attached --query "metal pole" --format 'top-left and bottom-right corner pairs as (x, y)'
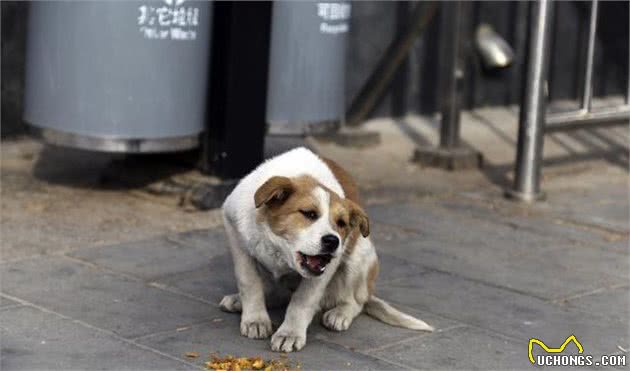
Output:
(414, 1), (481, 170)
(202, 2), (271, 179)
(580, 0), (598, 112)
(507, 0), (554, 202)
(438, 1), (464, 149)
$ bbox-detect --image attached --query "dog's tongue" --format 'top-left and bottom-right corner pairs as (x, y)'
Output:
(305, 255), (324, 271)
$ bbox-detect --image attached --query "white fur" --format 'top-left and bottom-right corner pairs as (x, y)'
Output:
(220, 147), (432, 353)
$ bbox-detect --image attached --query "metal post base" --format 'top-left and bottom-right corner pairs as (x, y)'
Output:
(413, 145), (483, 171)
(504, 188), (546, 203)
(313, 127), (381, 148)
(29, 126), (199, 153)
(101, 154), (238, 211)
(188, 180), (239, 210)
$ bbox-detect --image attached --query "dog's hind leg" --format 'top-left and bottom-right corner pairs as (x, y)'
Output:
(220, 290), (289, 313)
(322, 302), (362, 331)
(320, 269), (365, 332)
(321, 238), (376, 332)
(220, 293), (242, 313)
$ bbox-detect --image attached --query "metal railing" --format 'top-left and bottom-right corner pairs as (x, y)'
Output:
(509, 0), (630, 201)
(545, 0), (630, 132)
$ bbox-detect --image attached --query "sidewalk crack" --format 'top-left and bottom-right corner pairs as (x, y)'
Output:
(0, 292), (202, 369)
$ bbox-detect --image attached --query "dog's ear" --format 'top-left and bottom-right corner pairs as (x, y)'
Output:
(347, 200), (370, 237)
(254, 176), (294, 208)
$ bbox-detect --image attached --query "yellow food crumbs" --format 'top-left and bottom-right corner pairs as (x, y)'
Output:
(184, 352), (200, 358)
(252, 358), (265, 369)
(202, 354), (298, 371)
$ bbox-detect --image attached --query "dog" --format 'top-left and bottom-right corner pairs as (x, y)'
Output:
(220, 147), (433, 352)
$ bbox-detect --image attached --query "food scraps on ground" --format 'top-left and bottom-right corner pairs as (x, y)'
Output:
(201, 354), (300, 371)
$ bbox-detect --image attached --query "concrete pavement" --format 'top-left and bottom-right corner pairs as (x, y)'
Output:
(2, 181), (628, 370)
(1, 106), (628, 370)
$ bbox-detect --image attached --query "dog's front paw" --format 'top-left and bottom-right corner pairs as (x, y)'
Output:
(240, 315), (272, 339)
(322, 307), (353, 331)
(270, 327), (306, 352)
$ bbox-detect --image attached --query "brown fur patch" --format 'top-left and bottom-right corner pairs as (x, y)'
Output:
(367, 260), (379, 296)
(343, 228), (361, 255)
(254, 176), (293, 208)
(348, 200), (369, 237)
(327, 190), (350, 241)
(322, 183), (369, 250)
(321, 157), (362, 206)
(322, 157), (369, 251)
(256, 175), (321, 239)
(255, 170), (368, 257)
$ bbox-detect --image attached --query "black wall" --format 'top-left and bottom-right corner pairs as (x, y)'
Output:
(349, 1), (629, 117)
(1, 1), (28, 137)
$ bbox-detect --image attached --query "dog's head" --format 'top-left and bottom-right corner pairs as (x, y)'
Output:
(254, 175), (369, 278)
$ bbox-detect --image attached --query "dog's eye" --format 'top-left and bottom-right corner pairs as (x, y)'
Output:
(299, 210), (318, 220)
(337, 219), (347, 228)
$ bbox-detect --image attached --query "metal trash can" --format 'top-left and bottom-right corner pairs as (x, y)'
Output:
(266, 1), (350, 135)
(23, 1), (212, 153)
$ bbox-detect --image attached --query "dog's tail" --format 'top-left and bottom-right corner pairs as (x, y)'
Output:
(364, 296), (434, 332)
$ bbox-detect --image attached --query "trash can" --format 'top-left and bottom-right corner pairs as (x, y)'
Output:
(23, 1), (212, 153)
(266, 1), (350, 135)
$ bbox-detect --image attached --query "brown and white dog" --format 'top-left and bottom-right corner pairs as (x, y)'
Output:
(220, 148), (432, 352)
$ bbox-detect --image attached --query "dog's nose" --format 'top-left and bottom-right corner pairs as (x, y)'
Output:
(321, 234), (339, 253)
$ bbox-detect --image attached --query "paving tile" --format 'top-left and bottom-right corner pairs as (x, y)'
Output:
(0, 256), (220, 338)
(69, 228), (228, 281)
(154, 248), (452, 354)
(450, 192), (630, 254)
(375, 270), (629, 357)
(369, 203), (629, 300)
(540, 182), (629, 233)
(374, 252), (430, 283)
(312, 305), (457, 352)
(368, 201), (563, 250)
(156, 248), (448, 353)
(138, 314), (403, 371)
(167, 228), (227, 250)
(155, 250), (430, 309)
(0, 295), (21, 309)
(561, 286), (630, 324)
(369, 325), (529, 370)
(153, 253), (237, 305)
(0, 306), (195, 370)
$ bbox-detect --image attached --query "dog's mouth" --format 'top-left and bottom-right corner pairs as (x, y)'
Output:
(297, 252), (333, 276)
